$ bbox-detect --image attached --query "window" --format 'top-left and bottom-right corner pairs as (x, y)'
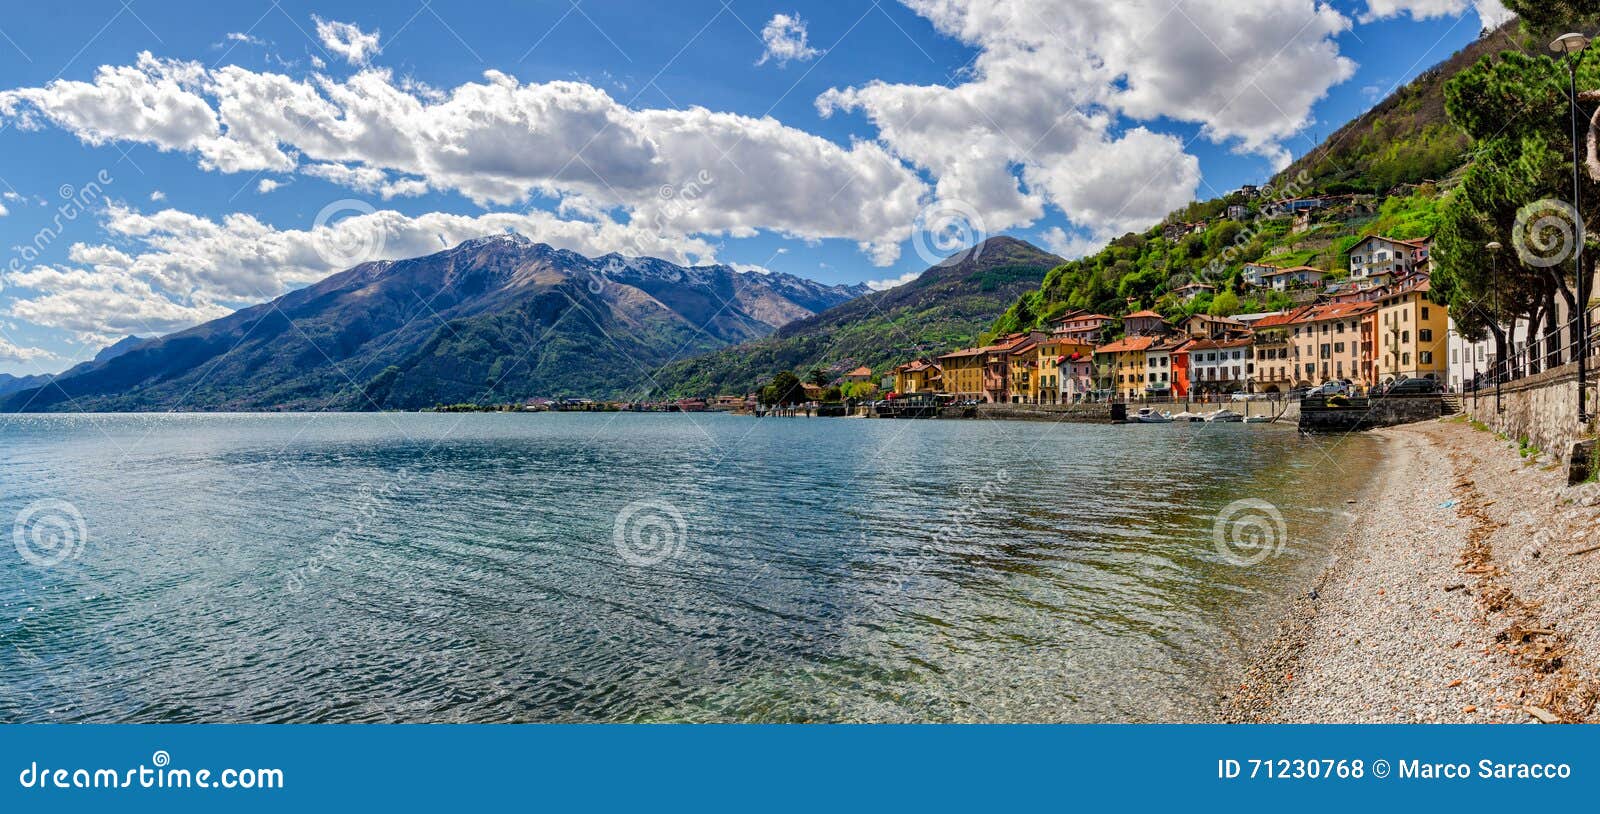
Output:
(1420, 351), (1434, 364)
(1401, 330), (1410, 344)
(1334, 342), (1345, 354)
(1422, 307), (1430, 320)
(1419, 329), (1433, 343)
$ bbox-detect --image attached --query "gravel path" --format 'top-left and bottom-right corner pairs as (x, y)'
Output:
(1224, 418), (1600, 723)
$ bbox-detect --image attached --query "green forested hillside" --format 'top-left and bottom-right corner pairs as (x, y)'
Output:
(987, 23), (1520, 340)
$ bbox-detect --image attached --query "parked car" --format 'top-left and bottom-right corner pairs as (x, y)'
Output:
(1308, 381), (1349, 397)
(1383, 377), (1441, 395)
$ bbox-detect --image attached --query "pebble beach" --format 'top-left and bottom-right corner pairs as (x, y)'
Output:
(1225, 418), (1600, 724)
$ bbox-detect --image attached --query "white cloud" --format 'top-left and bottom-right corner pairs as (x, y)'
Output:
(864, 269), (921, 291)
(0, 336), (55, 363)
(149, 190), (165, 201)
(257, 178), (281, 194)
(819, 0), (1354, 244)
(225, 32), (265, 47)
(2, 202), (730, 341)
(758, 13), (823, 66)
(312, 17), (381, 66)
(0, 202), (7, 217)
(0, 54), (928, 265)
(1362, 1), (1511, 25)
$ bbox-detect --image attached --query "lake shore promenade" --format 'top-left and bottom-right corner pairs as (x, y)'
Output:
(1226, 419), (1600, 723)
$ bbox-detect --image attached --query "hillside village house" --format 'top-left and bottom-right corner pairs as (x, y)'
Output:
(1249, 309), (1303, 392)
(1242, 262), (1280, 287)
(1095, 335), (1158, 401)
(1185, 338), (1253, 394)
(1288, 301), (1377, 388)
(1123, 309), (1168, 336)
(892, 360), (941, 395)
(1182, 313), (1246, 340)
(1349, 235), (1429, 290)
(841, 366), (874, 383)
(1259, 265), (1327, 291)
(1376, 276), (1449, 383)
(1174, 282), (1215, 303)
(1050, 311), (1113, 344)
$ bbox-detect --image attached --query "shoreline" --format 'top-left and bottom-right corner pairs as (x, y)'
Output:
(1224, 419), (1600, 723)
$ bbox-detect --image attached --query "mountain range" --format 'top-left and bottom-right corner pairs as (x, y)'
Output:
(650, 236), (1064, 396)
(0, 235), (867, 411)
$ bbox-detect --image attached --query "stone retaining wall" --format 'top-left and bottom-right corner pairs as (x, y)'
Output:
(1299, 394), (1442, 433)
(1465, 358), (1599, 463)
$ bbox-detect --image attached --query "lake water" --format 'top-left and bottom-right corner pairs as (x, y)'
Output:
(0, 412), (1383, 723)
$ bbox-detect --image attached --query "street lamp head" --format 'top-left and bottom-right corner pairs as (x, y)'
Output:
(1551, 32), (1592, 55)
(1486, 241), (1502, 252)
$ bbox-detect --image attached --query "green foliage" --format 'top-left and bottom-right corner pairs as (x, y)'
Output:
(1208, 290), (1241, 316)
(763, 371), (806, 405)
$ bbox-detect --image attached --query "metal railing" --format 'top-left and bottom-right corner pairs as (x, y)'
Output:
(1465, 303), (1600, 392)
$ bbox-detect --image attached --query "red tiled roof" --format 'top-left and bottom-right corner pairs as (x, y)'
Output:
(1124, 309), (1164, 320)
(1249, 308), (1309, 328)
(1095, 335), (1158, 354)
(1286, 301), (1377, 324)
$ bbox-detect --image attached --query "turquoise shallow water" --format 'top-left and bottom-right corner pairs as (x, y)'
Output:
(0, 412), (1382, 722)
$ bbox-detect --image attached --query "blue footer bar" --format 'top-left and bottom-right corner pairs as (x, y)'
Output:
(2, 724), (1594, 811)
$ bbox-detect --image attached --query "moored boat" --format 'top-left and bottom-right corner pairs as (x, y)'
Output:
(1205, 408), (1244, 422)
(1134, 407), (1173, 423)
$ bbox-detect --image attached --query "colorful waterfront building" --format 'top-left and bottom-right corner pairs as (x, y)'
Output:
(1095, 335), (1158, 401)
(936, 347), (985, 401)
(981, 333), (1036, 403)
(1143, 336), (1190, 399)
(1035, 335), (1096, 404)
(1007, 333), (1044, 404)
(1286, 301), (1378, 388)
(1185, 337), (1253, 395)
(892, 360), (942, 395)
(1249, 309), (1306, 393)
(1376, 276), (1448, 384)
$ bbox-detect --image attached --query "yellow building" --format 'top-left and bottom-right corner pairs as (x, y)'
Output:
(1094, 335), (1157, 400)
(1376, 277), (1448, 384)
(1286, 301), (1377, 388)
(1034, 335), (1095, 404)
(892, 360), (941, 394)
(937, 347), (984, 400)
(1007, 334), (1044, 404)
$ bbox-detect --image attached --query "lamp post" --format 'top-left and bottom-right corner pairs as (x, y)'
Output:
(1551, 32), (1591, 424)
(1488, 240), (1504, 414)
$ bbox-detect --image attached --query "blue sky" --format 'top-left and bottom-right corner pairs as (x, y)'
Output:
(0, 0), (1506, 374)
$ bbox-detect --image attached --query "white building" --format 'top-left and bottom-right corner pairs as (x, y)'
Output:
(1349, 235), (1428, 290)
(1446, 316), (1530, 393)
